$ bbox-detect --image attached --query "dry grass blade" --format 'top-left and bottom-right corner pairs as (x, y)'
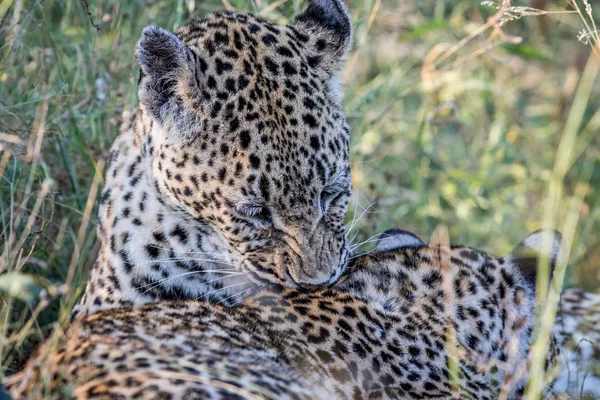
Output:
(524, 51), (600, 400)
(63, 159), (104, 303)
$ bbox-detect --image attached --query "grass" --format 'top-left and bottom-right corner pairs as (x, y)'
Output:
(0, 0), (599, 397)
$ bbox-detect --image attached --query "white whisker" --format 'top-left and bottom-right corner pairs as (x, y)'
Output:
(149, 216), (193, 235)
(146, 246), (230, 258)
(139, 257), (238, 268)
(216, 286), (252, 306)
(348, 228), (360, 246)
(195, 282), (250, 301)
(141, 270), (243, 295)
(350, 232), (386, 251)
(348, 247), (377, 260)
(345, 201), (377, 238)
(345, 198), (361, 230)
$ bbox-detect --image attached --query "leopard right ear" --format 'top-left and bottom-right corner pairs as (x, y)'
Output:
(135, 26), (199, 128)
(375, 229), (425, 252)
(290, 0), (352, 72)
(505, 230), (568, 287)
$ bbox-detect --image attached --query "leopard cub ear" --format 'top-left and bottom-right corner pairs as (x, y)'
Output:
(375, 229), (425, 252)
(135, 26), (198, 126)
(506, 229), (568, 287)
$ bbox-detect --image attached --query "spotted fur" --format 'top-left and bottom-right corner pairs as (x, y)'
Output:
(7, 230), (572, 400)
(75, 0), (355, 317)
(551, 288), (600, 397)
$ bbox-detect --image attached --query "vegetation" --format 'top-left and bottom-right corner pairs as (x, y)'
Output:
(0, 0), (598, 398)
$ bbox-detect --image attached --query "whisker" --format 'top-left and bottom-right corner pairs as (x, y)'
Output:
(351, 232), (385, 247)
(348, 247), (377, 260)
(348, 229), (360, 247)
(345, 201), (377, 238)
(344, 198), (361, 230)
(138, 257), (239, 268)
(350, 232), (387, 251)
(195, 282), (250, 301)
(216, 286), (252, 306)
(145, 247), (231, 259)
(141, 271), (243, 295)
(148, 216), (193, 235)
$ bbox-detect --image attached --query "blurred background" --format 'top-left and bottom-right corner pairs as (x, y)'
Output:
(0, 0), (599, 377)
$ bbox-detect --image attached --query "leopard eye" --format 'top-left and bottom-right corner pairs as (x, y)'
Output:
(320, 191), (334, 213)
(257, 207), (273, 224)
(237, 204), (273, 225)
(320, 189), (344, 214)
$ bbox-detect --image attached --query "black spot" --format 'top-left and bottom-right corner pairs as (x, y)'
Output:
(406, 372), (420, 382)
(224, 78), (236, 93)
(146, 244), (160, 259)
(229, 117), (240, 132)
(237, 75), (250, 90)
(261, 33), (277, 46)
(100, 188), (112, 205)
(303, 114), (318, 128)
(422, 271), (442, 288)
(276, 46), (293, 57)
(215, 59), (233, 75)
(207, 75), (217, 89)
(282, 61), (297, 76)
(259, 175), (270, 202)
(170, 225), (188, 244)
(213, 31), (229, 46)
(249, 154), (261, 169)
(309, 135), (320, 150)
(315, 39), (326, 51)
(264, 56), (279, 75)
(408, 346), (421, 357)
(240, 130), (251, 149)
(218, 167), (227, 182)
(467, 334), (480, 349)
(307, 55), (322, 68)
(153, 231), (166, 242)
(220, 143), (229, 156)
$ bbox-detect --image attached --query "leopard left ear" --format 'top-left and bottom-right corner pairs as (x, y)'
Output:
(135, 26), (200, 131)
(291, 0), (352, 72)
(506, 230), (568, 287)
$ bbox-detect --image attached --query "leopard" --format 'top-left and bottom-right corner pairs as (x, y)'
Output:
(73, 0), (355, 318)
(9, 229), (593, 400)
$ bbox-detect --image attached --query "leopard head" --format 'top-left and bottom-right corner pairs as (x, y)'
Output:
(135, 0), (353, 290)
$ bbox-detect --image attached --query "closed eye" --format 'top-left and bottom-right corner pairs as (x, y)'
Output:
(237, 203), (273, 225)
(320, 187), (346, 213)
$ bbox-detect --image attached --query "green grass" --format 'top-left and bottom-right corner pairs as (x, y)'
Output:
(0, 0), (599, 393)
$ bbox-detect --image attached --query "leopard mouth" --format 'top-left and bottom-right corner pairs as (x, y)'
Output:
(244, 259), (301, 289)
(244, 255), (347, 291)
(328, 261), (347, 287)
(327, 243), (350, 286)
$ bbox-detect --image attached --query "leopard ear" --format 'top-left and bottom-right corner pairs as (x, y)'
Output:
(375, 229), (425, 252)
(506, 230), (568, 287)
(135, 26), (199, 126)
(291, 0), (352, 71)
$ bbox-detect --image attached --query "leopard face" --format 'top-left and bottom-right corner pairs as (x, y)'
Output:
(136, 1), (353, 289)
